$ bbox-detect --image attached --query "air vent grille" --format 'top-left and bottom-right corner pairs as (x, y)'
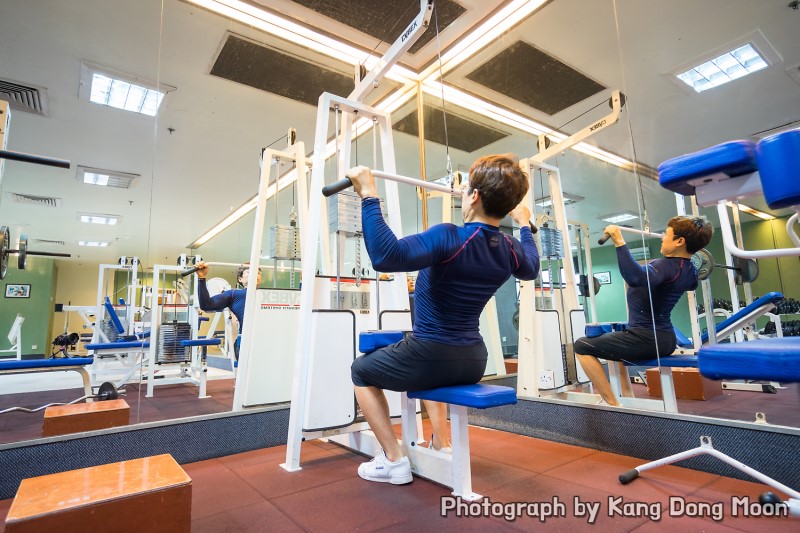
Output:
(0, 79), (48, 115)
(32, 239), (66, 246)
(10, 192), (61, 208)
(76, 166), (138, 189)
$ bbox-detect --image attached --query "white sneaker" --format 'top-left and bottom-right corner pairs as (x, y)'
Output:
(358, 452), (413, 485)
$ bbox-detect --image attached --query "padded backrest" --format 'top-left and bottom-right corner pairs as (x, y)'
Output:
(700, 292), (783, 344)
(104, 296), (126, 334)
(756, 130), (800, 210)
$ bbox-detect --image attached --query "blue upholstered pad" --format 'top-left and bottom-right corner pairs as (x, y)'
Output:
(104, 297), (126, 334)
(0, 357), (94, 370)
(407, 383), (517, 408)
(699, 338), (800, 382)
(180, 338), (221, 347)
(358, 330), (405, 354)
(624, 355), (699, 368)
(86, 341), (150, 350)
(756, 130), (800, 209)
(700, 292), (783, 343)
(658, 140), (756, 195)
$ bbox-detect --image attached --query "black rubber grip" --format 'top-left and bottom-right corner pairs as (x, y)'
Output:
(181, 266), (200, 277)
(529, 223), (538, 235)
(618, 469), (639, 484)
(0, 149), (71, 169)
(322, 177), (353, 197)
(598, 233), (611, 245)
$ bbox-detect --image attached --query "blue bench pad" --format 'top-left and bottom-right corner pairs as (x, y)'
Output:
(407, 384), (517, 409)
(0, 357), (95, 371)
(623, 355), (698, 368)
(180, 339), (221, 347)
(86, 341), (150, 350)
(658, 140), (756, 196)
(699, 338), (800, 382)
(359, 331), (405, 354)
(701, 292), (783, 343)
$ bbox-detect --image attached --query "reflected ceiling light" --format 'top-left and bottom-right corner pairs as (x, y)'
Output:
(190, 197), (259, 248)
(536, 192), (584, 208)
(76, 166), (139, 189)
(79, 61), (174, 116)
(185, 0), (415, 84)
(78, 213), (121, 225)
(726, 201), (775, 221)
(79, 240), (110, 247)
(599, 211), (639, 223)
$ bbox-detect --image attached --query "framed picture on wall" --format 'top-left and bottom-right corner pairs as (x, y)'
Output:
(595, 271), (612, 285)
(4, 284), (31, 298)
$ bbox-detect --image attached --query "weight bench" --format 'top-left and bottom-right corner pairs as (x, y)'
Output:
(0, 357), (94, 398)
(700, 292), (784, 344)
(86, 297), (151, 387)
(361, 331), (517, 500)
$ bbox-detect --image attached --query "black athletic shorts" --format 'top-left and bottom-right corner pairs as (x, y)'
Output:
(574, 327), (677, 365)
(351, 334), (487, 392)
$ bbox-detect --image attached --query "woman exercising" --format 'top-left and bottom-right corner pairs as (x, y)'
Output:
(574, 216), (713, 406)
(194, 262), (262, 360)
(346, 154), (540, 485)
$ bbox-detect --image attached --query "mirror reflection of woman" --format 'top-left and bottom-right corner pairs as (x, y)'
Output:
(195, 262), (262, 360)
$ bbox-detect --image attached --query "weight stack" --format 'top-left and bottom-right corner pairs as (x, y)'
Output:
(270, 224), (301, 260)
(539, 226), (564, 259)
(327, 192), (386, 236)
(157, 322), (192, 363)
(99, 319), (119, 343)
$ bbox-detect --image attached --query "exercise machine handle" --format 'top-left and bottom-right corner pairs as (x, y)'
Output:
(322, 177), (353, 197)
(180, 266), (200, 278)
(598, 233), (611, 245)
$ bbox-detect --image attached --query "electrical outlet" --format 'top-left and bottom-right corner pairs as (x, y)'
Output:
(31, 345), (38, 350)
(538, 370), (555, 389)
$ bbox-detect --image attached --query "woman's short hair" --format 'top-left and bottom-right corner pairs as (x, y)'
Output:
(667, 216), (713, 254)
(467, 154), (529, 218)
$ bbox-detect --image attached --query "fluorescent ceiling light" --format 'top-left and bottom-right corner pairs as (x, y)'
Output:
(79, 213), (121, 225)
(79, 61), (174, 116)
(89, 74), (165, 115)
(726, 201), (775, 221)
(77, 166), (139, 188)
(79, 240), (110, 247)
(600, 211), (639, 223)
(677, 44), (768, 93)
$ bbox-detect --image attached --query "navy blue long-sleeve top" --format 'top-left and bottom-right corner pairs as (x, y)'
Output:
(616, 245), (698, 331)
(362, 197), (540, 345)
(197, 279), (247, 333)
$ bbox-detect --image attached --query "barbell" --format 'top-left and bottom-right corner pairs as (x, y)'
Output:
(0, 381), (124, 415)
(0, 225), (72, 279)
(691, 248), (759, 284)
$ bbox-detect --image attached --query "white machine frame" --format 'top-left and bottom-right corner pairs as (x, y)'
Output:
(0, 314), (24, 360)
(281, 0), (502, 497)
(517, 90), (623, 402)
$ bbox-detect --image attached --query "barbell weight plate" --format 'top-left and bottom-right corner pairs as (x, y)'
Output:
(691, 248), (714, 281)
(0, 225), (9, 280)
(17, 234), (27, 270)
(97, 381), (119, 401)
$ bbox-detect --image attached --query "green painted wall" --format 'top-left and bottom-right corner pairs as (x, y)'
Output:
(0, 257), (57, 358)
(588, 215), (800, 334)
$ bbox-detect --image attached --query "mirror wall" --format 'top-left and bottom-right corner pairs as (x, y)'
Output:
(1, 0), (798, 447)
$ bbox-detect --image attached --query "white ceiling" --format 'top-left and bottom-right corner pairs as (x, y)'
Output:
(1, 0), (798, 270)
